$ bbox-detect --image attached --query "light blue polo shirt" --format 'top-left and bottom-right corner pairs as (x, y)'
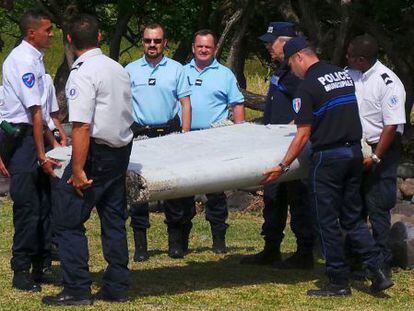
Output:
(125, 55), (191, 125)
(184, 58), (244, 130)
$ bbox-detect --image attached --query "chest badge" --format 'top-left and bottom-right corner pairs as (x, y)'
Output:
(148, 78), (156, 86)
(292, 98), (301, 113)
(195, 79), (203, 86)
(22, 73), (35, 88)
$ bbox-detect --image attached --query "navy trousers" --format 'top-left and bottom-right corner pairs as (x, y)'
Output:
(262, 180), (314, 253)
(362, 137), (401, 263)
(53, 141), (131, 298)
(8, 134), (51, 272)
(310, 144), (382, 284)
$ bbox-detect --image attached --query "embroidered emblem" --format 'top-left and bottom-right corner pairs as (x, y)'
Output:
(292, 98), (301, 113)
(148, 78), (156, 86)
(22, 73), (35, 88)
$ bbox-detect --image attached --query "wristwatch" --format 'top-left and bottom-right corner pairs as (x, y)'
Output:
(278, 162), (291, 174)
(370, 154), (381, 164)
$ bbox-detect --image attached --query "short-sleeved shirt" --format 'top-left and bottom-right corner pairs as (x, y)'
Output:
(184, 58), (244, 129)
(263, 61), (301, 125)
(42, 74), (59, 131)
(347, 60), (406, 144)
(65, 48), (133, 148)
(1, 40), (45, 124)
(294, 61), (362, 150)
(125, 56), (191, 126)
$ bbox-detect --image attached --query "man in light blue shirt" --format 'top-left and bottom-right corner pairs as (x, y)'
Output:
(183, 29), (245, 253)
(125, 23), (193, 261)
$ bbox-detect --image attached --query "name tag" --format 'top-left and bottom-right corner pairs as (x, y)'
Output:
(195, 79), (203, 86)
(148, 78), (156, 86)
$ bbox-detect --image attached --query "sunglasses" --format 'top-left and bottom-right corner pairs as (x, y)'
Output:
(143, 38), (163, 44)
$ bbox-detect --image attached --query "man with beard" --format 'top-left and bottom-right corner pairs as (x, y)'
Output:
(125, 23), (193, 261)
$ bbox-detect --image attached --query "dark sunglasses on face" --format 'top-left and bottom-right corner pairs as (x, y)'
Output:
(143, 38), (163, 44)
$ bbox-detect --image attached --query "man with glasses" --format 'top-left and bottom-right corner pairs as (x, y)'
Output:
(125, 23), (193, 261)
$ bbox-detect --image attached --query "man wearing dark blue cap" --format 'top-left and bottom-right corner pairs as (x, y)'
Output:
(261, 36), (393, 296)
(240, 22), (315, 269)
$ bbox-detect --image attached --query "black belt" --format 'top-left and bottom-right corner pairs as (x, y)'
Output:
(130, 115), (181, 138)
(312, 141), (360, 152)
(10, 123), (33, 137)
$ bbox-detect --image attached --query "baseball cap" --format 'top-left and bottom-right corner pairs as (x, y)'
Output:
(283, 36), (309, 60)
(258, 22), (296, 43)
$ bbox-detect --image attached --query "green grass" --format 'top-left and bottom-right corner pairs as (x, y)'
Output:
(0, 196), (413, 310)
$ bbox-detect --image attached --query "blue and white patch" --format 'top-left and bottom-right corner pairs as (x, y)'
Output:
(388, 95), (399, 107)
(22, 73), (35, 88)
(292, 98), (301, 113)
(267, 26), (274, 33)
(66, 87), (78, 100)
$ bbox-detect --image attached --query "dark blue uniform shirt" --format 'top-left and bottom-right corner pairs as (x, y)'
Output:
(263, 61), (301, 125)
(294, 61), (362, 151)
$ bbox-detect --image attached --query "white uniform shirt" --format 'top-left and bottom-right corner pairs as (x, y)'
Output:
(0, 85), (4, 121)
(348, 60), (406, 144)
(1, 40), (45, 124)
(42, 74), (59, 131)
(65, 48), (133, 148)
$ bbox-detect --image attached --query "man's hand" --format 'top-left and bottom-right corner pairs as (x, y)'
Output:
(261, 165), (283, 185)
(68, 170), (93, 190)
(40, 158), (61, 177)
(0, 156), (10, 177)
(363, 157), (374, 171)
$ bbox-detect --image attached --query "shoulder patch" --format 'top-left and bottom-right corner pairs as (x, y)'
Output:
(70, 62), (84, 72)
(388, 95), (399, 108)
(381, 73), (393, 85)
(22, 73), (35, 88)
(292, 98), (301, 113)
(66, 87), (78, 100)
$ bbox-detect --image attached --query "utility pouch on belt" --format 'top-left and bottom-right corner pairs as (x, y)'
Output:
(130, 114), (181, 138)
(0, 121), (33, 165)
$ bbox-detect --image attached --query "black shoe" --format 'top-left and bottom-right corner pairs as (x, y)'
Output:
(307, 283), (352, 297)
(370, 268), (394, 293)
(240, 248), (281, 265)
(182, 223), (192, 254)
(94, 290), (130, 302)
(273, 252), (314, 270)
(133, 229), (149, 262)
(42, 291), (93, 306)
(212, 236), (227, 254)
(12, 270), (41, 292)
(168, 226), (184, 259)
(32, 266), (60, 284)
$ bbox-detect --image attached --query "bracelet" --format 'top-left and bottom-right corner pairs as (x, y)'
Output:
(370, 154), (381, 164)
(38, 158), (49, 167)
(278, 162), (291, 174)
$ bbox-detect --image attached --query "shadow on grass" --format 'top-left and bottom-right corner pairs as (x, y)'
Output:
(90, 252), (324, 299)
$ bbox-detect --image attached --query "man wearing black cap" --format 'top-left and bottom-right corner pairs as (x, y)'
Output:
(240, 22), (314, 270)
(262, 36), (393, 296)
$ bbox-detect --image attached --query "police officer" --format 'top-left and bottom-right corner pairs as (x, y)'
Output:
(183, 29), (245, 253)
(125, 23), (193, 261)
(42, 14), (133, 305)
(262, 36), (393, 296)
(240, 22), (314, 269)
(1, 9), (58, 292)
(346, 34), (406, 272)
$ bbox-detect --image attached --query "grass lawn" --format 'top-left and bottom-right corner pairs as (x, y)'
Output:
(0, 197), (413, 310)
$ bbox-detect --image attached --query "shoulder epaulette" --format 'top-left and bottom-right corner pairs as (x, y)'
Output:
(381, 73), (393, 85)
(70, 62), (84, 72)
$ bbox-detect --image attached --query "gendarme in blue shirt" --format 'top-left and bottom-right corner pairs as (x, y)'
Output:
(184, 58), (244, 129)
(125, 55), (191, 125)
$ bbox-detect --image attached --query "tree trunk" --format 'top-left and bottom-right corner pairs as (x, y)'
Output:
(109, 10), (133, 61)
(216, 8), (243, 61)
(331, 1), (351, 65)
(225, 0), (255, 89)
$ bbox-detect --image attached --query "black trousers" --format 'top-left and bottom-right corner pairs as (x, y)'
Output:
(362, 138), (401, 263)
(261, 180), (314, 254)
(53, 141), (131, 298)
(8, 134), (51, 272)
(310, 144), (382, 284)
